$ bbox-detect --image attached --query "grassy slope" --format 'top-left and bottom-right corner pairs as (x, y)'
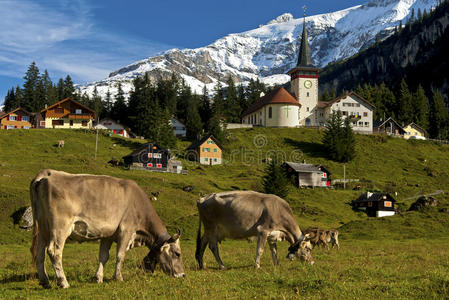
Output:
(0, 128), (449, 298)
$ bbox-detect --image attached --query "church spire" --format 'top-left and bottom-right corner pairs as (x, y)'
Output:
(297, 5), (311, 67)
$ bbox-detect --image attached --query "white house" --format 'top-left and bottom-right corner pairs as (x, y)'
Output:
(318, 92), (375, 133)
(95, 118), (130, 138)
(171, 118), (186, 137)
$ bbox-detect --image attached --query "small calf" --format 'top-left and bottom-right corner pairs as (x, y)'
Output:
(58, 140), (65, 148)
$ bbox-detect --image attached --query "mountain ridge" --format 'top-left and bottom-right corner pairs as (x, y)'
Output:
(77, 0), (439, 98)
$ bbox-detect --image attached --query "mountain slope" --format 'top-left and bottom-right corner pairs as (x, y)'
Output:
(320, 0), (449, 96)
(78, 0), (439, 98)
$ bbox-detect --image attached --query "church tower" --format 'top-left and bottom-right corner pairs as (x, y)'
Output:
(287, 7), (320, 126)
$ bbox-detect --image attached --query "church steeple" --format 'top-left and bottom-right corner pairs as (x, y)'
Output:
(297, 6), (311, 67)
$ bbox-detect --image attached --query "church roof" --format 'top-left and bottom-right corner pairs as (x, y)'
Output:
(319, 92), (375, 109)
(241, 87), (300, 117)
(297, 20), (312, 67)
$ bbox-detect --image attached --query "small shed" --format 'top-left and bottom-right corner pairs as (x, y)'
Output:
(282, 162), (331, 188)
(123, 143), (183, 173)
(374, 117), (405, 137)
(171, 118), (186, 137)
(353, 192), (396, 217)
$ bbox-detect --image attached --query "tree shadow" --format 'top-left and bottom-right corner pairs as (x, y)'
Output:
(110, 137), (145, 152)
(284, 138), (327, 159)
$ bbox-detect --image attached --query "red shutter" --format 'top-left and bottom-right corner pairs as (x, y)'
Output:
(157, 164), (162, 168)
(6, 116), (9, 121)
(147, 163), (153, 167)
(18, 116), (22, 121)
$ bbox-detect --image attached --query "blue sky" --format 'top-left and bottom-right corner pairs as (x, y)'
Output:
(0, 0), (366, 105)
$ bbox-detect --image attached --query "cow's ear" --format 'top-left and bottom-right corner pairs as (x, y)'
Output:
(304, 233), (312, 241)
(171, 228), (181, 242)
(161, 243), (170, 254)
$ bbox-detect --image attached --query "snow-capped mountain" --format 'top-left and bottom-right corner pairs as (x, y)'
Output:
(78, 0), (439, 98)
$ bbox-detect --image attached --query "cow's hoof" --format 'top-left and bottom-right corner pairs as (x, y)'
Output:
(114, 275), (124, 282)
(40, 281), (51, 289)
(57, 281), (70, 289)
(254, 264), (260, 269)
(96, 276), (103, 283)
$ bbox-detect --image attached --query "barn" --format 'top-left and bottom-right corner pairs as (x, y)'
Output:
(123, 143), (183, 173)
(282, 162), (331, 188)
(353, 192), (396, 217)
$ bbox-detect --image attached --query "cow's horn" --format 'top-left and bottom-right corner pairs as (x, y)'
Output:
(171, 228), (181, 241)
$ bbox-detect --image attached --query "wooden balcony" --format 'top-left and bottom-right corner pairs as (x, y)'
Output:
(69, 114), (94, 120)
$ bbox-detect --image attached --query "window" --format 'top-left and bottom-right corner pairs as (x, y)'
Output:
(203, 148), (210, 152)
(365, 122), (369, 127)
(70, 120), (73, 126)
(307, 92), (310, 97)
(40, 121), (46, 127)
(52, 120), (63, 126)
(205, 158), (209, 162)
(268, 107), (272, 119)
(356, 103), (360, 107)
(214, 158), (217, 162)
(384, 201), (392, 208)
(82, 120), (88, 127)
(23, 126), (31, 129)
(368, 201), (372, 207)
(214, 148), (218, 152)
(342, 111), (348, 116)
(6, 125), (15, 130)
(75, 109), (82, 114)
(352, 122), (357, 126)
(9, 115), (16, 121)
(306, 107), (309, 112)
(22, 116), (29, 122)
(358, 121), (363, 126)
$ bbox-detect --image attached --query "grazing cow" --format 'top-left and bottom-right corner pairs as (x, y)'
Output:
(324, 229), (340, 250)
(30, 169), (185, 289)
(195, 191), (313, 269)
(57, 140), (64, 148)
(303, 228), (340, 250)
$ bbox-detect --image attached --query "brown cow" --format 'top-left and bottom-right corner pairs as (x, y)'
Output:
(303, 228), (340, 250)
(195, 191), (313, 269)
(30, 169), (185, 289)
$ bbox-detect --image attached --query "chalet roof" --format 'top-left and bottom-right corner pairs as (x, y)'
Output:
(186, 135), (222, 151)
(375, 117), (405, 132)
(0, 111), (4, 118)
(123, 143), (169, 159)
(0, 107), (32, 119)
(241, 87), (300, 117)
(405, 122), (427, 135)
(41, 97), (96, 114)
(282, 162), (331, 175)
(355, 192), (395, 203)
(320, 92), (376, 109)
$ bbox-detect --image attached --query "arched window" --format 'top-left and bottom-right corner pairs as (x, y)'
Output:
(268, 107), (272, 119)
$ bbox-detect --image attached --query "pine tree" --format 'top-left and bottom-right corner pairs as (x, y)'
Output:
(56, 78), (65, 101)
(177, 79), (193, 123)
(429, 90), (448, 139)
(418, 8), (423, 21)
(3, 88), (16, 112)
(199, 85), (212, 127)
(212, 80), (225, 116)
(157, 73), (178, 114)
(412, 85), (429, 129)
(63, 75), (75, 99)
(224, 76), (240, 122)
(22, 62), (40, 112)
(186, 95), (203, 141)
(322, 111), (356, 162)
(262, 158), (289, 199)
(237, 84), (247, 113)
(397, 79), (413, 124)
(111, 83), (127, 123)
(91, 87), (103, 120)
(104, 89), (113, 117)
(206, 115), (226, 145)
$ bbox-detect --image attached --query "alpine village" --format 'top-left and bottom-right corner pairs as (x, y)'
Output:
(1, 1), (449, 298)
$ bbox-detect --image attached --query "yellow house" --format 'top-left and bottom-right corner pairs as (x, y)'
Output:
(186, 135), (223, 165)
(40, 98), (96, 129)
(403, 123), (427, 140)
(0, 108), (33, 129)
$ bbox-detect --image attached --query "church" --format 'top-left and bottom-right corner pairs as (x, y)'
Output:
(241, 15), (375, 133)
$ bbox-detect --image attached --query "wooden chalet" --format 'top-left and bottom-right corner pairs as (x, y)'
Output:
(0, 108), (33, 129)
(353, 192), (396, 217)
(374, 117), (405, 137)
(123, 143), (183, 173)
(403, 122), (427, 140)
(282, 162), (331, 188)
(40, 97), (96, 129)
(186, 135), (222, 165)
(95, 118), (131, 138)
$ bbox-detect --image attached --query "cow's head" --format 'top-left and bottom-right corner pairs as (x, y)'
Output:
(143, 229), (185, 278)
(286, 233), (314, 265)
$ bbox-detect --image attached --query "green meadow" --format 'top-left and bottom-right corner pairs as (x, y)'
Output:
(0, 128), (448, 299)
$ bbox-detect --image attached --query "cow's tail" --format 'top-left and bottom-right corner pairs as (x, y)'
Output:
(195, 212), (202, 261)
(30, 172), (48, 265)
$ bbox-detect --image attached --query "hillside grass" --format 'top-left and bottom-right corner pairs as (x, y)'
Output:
(0, 128), (449, 298)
